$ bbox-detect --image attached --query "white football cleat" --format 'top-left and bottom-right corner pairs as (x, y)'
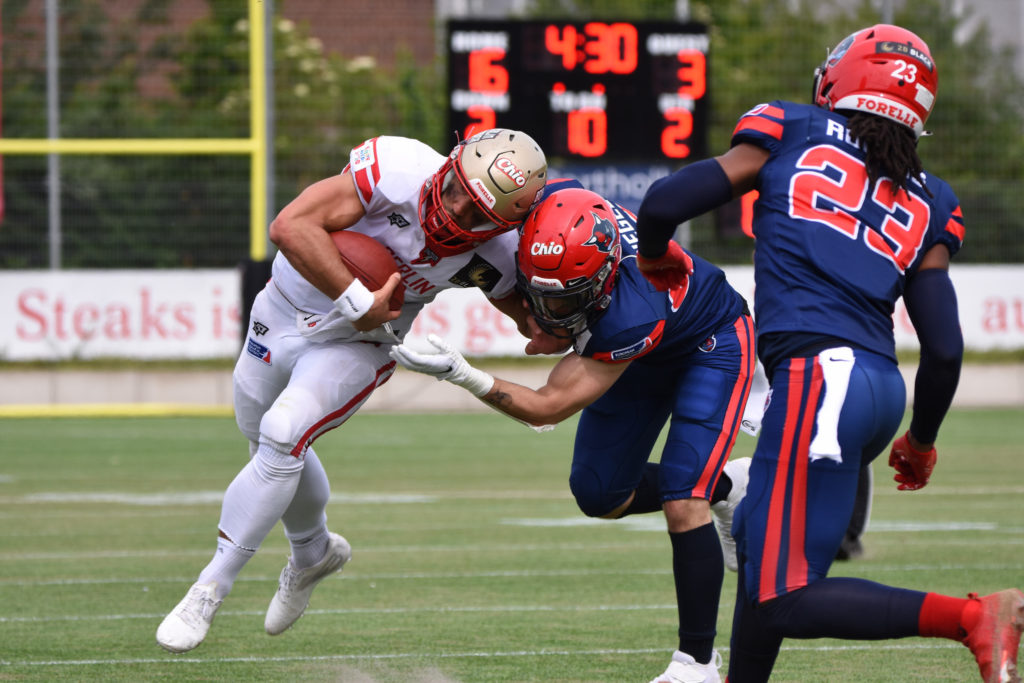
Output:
(712, 457), (751, 572)
(649, 649), (722, 683)
(265, 532), (352, 635)
(156, 581), (223, 653)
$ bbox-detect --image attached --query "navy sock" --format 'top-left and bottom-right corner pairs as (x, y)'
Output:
(670, 523), (724, 662)
(762, 576), (926, 639)
(620, 463), (662, 516)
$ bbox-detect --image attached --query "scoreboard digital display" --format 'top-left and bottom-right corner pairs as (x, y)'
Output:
(446, 20), (710, 161)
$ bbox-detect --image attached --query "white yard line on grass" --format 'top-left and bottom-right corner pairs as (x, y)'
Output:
(0, 642), (966, 669)
(1, 560), (1022, 591)
(0, 566), (676, 587)
(0, 540), (666, 562)
(0, 490), (574, 506)
(2, 602), (681, 623)
(3, 484), (1024, 507)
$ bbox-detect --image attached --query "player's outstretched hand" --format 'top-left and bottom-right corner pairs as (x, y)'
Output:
(888, 431), (937, 491)
(636, 241), (694, 292)
(389, 334), (494, 397)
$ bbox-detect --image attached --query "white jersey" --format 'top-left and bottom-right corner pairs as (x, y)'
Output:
(270, 136), (520, 344)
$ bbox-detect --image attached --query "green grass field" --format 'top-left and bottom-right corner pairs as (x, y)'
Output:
(1, 408), (1022, 682)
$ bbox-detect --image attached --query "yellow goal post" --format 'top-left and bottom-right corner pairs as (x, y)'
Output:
(0, 0), (270, 261)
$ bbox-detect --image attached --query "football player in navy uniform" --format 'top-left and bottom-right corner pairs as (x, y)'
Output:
(632, 24), (1023, 682)
(390, 183), (759, 683)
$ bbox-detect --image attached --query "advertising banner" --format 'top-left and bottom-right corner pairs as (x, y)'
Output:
(0, 265), (1021, 360)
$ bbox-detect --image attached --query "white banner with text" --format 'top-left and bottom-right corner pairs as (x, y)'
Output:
(1, 265), (1021, 360)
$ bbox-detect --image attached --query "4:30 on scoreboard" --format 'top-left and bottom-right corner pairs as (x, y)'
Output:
(446, 20), (709, 161)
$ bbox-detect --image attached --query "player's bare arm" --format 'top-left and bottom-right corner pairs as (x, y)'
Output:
(714, 142), (770, 196)
(916, 242), (951, 272)
(270, 172), (400, 331)
(484, 352), (628, 425)
(269, 173), (366, 296)
(388, 334), (627, 427)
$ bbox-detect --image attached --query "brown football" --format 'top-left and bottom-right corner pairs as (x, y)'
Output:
(330, 230), (405, 311)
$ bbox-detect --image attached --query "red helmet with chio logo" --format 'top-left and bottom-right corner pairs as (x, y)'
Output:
(419, 128), (547, 257)
(812, 24), (937, 137)
(516, 188), (622, 338)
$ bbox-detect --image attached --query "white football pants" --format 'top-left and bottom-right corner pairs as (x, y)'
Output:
(223, 283), (395, 550)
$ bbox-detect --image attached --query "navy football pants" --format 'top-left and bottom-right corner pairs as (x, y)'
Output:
(569, 314), (755, 515)
(727, 348), (924, 681)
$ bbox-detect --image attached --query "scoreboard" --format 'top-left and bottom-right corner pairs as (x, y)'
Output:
(446, 20), (710, 161)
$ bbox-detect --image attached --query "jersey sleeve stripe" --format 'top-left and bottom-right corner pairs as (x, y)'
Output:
(732, 116), (784, 141)
(944, 208), (965, 242)
(353, 168), (375, 204)
(590, 320), (665, 362)
(351, 138), (382, 206)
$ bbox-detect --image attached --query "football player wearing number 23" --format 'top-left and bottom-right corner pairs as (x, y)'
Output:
(156, 128), (557, 653)
(390, 180), (760, 683)
(634, 24), (1023, 683)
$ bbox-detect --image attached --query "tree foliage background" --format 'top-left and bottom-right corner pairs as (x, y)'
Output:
(0, 0), (1020, 267)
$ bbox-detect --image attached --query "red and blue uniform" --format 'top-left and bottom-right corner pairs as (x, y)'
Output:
(722, 101), (965, 678)
(543, 180), (756, 514)
(736, 101), (963, 374)
(730, 100), (963, 595)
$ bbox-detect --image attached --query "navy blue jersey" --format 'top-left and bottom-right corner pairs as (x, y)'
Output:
(581, 210), (745, 365)
(730, 101), (964, 366)
(542, 178), (747, 365)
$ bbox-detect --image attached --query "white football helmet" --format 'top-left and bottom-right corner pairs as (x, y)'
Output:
(420, 128), (547, 257)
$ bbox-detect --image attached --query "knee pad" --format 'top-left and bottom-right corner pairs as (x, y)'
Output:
(569, 465), (621, 518)
(259, 386), (320, 453)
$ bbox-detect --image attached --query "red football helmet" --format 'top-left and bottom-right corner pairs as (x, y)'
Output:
(812, 24), (937, 137)
(420, 128), (547, 258)
(516, 188), (622, 338)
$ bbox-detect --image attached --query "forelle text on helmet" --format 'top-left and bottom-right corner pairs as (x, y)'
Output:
(852, 96), (919, 129)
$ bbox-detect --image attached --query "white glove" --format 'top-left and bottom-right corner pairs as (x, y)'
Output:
(389, 333), (495, 397)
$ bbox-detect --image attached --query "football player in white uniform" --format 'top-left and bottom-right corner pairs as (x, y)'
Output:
(157, 129), (552, 653)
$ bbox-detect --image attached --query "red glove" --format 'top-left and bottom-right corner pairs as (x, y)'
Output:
(636, 241), (694, 292)
(888, 431), (937, 491)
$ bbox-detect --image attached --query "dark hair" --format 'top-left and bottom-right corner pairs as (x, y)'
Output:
(846, 112), (932, 197)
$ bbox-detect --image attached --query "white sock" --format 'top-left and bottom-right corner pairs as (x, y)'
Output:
(282, 448), (331, 569)
(288, 529), (330, 570)
(198, 536), (255, 600)
(198, 442), (304, 599)
(218, 442), (304, 550)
